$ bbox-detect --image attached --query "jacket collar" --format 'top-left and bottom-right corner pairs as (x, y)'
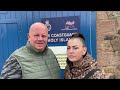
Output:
(26, 41), (48, 55)
(67, 53), (96, 70)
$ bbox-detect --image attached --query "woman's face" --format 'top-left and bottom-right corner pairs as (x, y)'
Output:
(67, 38), (87, 62)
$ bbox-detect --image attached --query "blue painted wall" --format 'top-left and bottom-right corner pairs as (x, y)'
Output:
(0, 11), (96, 78)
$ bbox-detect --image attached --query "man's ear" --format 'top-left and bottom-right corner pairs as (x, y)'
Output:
(27, 33), (31, 42)
(28, 33), (30, 39)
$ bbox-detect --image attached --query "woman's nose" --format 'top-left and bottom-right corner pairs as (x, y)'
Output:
(68, 48), (74, 53)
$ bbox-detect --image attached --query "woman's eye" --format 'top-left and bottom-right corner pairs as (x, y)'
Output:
(67, 47), (70, 50)
(73, 47), (78, 49)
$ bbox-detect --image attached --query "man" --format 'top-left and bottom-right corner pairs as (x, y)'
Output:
(0, 22), (61, 79)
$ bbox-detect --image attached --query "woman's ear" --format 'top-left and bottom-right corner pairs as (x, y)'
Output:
(83, 47), (87, 56)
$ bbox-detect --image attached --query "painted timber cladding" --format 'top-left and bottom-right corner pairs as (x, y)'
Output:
(0, 11), (96, 78)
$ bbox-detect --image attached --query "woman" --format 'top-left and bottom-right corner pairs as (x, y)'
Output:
(64, 33), (112, 79)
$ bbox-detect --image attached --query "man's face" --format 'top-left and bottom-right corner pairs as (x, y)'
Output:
(28, 24), (48, 52)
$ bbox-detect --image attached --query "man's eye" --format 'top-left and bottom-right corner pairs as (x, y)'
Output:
(42, 35), (46, 38)
(34, 35), (39, 37)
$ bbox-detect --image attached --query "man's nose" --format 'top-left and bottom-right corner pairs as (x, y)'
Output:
(38, 36), (43, 40)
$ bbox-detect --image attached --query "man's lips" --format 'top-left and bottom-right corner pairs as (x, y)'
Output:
(36, 43), (44, 46)
(37, 42), (43, 44)
(37, 43), (43, 44)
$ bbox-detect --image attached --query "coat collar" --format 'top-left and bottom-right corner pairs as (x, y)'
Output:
(26, 41), (48, 55)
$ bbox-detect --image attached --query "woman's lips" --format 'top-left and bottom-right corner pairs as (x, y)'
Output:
(69, 55), (75, 58)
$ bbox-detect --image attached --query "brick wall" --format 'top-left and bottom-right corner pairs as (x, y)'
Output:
(97, 11), (120, 78)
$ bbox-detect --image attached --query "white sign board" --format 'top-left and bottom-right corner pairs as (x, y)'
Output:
(49, 46), (67, 69)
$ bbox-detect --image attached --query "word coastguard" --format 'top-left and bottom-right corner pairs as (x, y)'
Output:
(48, 33), (76, 38)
